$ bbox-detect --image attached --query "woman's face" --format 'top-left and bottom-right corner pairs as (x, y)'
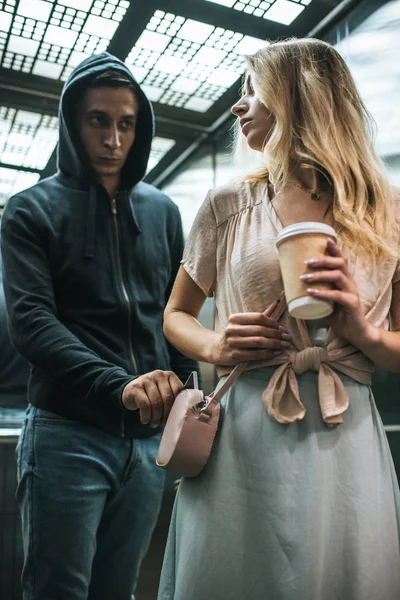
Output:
(231, 75), (274, 152)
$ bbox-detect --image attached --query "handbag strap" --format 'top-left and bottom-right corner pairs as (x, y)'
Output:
(207, 293), (287, 406)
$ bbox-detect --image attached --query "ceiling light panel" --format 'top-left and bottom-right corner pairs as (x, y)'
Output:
(126, 10), (266, 113)
(204, 0), (311, 25)
(147, 136), (176, 172)
(0, 168), (40, 207)
(0, 106), (59, 170)
(0, 0), (129, 80)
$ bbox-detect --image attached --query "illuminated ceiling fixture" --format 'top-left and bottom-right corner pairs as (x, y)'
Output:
(0, 0), (129, 80)
(0, 106), (59, 170)
(125, 10), (267, 113)
(147, 137), (176, 172)
(204, 0), (311, 25)
(0, 167), (40, 207)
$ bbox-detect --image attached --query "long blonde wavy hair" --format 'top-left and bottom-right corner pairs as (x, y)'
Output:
(236, 38), (398, 261)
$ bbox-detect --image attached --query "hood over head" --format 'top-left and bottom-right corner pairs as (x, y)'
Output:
(58, 52), (154, 191)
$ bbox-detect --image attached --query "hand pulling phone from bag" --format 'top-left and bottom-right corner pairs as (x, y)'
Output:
(156, 295), (285, 478)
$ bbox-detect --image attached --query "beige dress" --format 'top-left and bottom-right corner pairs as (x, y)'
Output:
(158, 180), (400, 600)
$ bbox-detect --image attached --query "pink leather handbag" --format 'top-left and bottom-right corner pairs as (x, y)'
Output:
(156, 296), (285, 478)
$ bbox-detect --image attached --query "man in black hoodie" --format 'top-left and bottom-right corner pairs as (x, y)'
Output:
(1, 53), (199, 600)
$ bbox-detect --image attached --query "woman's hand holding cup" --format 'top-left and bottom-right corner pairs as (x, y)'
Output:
(301, 238), (374, 346)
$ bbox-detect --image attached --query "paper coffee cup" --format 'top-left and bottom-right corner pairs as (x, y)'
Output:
(276, 222), (337, 320)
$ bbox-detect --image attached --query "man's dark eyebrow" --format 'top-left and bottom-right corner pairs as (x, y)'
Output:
(85, 109), (137, 121)
(120, 114), (137, 121)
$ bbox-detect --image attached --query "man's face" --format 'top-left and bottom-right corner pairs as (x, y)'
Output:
(76, 86), (139, 182)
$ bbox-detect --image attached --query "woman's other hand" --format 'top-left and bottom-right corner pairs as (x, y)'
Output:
(211, 299), (291, 366)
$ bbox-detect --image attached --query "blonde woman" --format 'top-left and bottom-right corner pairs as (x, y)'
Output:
(158, 39), (400, 600)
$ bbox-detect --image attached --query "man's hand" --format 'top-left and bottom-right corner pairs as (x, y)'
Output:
(122, 370), (183, 427)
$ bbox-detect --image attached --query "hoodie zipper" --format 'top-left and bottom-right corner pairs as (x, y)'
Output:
(111, 196), (138, 437)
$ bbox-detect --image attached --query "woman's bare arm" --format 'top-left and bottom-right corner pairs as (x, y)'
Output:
(164, 266), (289, 367)
(163, 266), (219, 364)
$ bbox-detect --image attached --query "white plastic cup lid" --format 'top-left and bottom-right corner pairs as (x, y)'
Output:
(276, 222), (336, 246)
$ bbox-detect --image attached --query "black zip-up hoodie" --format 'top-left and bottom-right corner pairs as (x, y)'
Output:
(1, 53), (199, 438)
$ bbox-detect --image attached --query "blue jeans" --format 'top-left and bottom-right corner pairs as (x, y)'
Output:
(16, 405), (165, 600)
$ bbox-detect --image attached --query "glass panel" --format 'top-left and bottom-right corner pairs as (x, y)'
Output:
(204, 0), (308, 25)
(0, 167), (40, 206)
(326, 0), (400, 185)
(161, 145), (214, 239)
(147, 137), (176, 173)
(125, 10), (266, 112)
(0, 0), (129, 80)
(264, 0), (305, 24)
(0, 106), (58, 170)
(204, 0), (235, 6)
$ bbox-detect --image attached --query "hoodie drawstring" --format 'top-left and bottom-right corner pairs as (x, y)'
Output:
(85, 185), (97, 258)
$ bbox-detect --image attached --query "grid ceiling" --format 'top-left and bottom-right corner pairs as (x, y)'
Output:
(0, 0), (333, 192)
(0, 0), (130, 80)
(125, 10), (267, 113)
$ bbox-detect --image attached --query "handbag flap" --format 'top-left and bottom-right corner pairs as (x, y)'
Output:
(157, 388), (204, 465)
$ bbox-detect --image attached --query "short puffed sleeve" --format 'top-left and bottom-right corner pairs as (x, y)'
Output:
(181, 190), (217, 297)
